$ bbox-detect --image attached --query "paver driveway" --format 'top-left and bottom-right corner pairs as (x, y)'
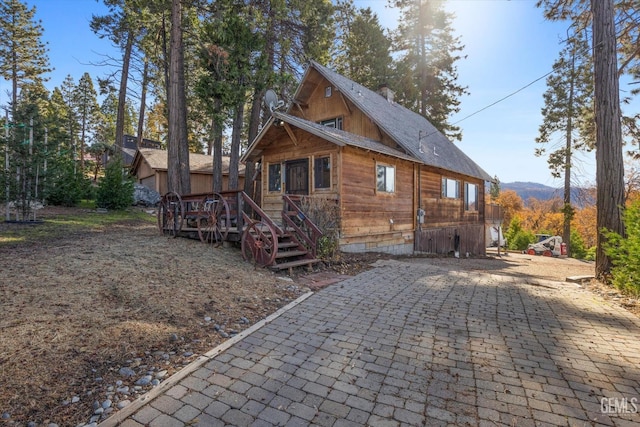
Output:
(104, 259), (640, 427)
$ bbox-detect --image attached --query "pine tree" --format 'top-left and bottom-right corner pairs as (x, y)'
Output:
(75, 73), (101, 173)
(535, 30), (593, 256)
(537, 0), (635, 279)
(331, 1), (392, 90)
(390, 0), (467, 141)
(0, 0), (51, 118)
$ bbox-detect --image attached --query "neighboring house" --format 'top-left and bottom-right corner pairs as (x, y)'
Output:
(130, 148), (245, 195)
(121, 135), (163, 167)
(242, 60), (493, 255)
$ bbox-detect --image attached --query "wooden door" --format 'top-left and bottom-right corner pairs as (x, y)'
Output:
(285, 159), (309, 195)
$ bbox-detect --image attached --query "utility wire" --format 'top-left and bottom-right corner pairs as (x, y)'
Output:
(452, 70), (555, 126)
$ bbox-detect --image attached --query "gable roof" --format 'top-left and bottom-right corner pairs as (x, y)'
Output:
(294, 61), (492, 182)
(131, 148), (244, 175)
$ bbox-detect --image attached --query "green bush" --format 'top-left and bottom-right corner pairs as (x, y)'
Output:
(505, 217), (535, 251)
(604, 201), (640, 297)
(570, 229), (587, 259)
(96, 157), (134, 210)
(603, 201), (640, 296)
(44, 158), (89, 207)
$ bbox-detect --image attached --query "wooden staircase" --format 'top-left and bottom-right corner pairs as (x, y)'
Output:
(240, 193), (322, 272)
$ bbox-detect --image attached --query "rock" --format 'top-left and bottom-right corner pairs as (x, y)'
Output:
(183, 351), (193, 357)
(48, 424), (59, 427)
(71, 396), (80, 403)
(135, 375), (153, 386)
(119, 367), (136, 377)
(1, 413), (9, 420)
(133, 183), (161, 207)
(101, 399), (112, 409)
(116, 386), (130, 394)
(240, 317), (250, 324)
(151, 379), (160, 386)
(204, 316), (212, 322)
(155, 370), (168, 379)
(94, 407), (104, 415)
(169, 333), (179, 342)
(213, 324), (221, 331)
(27, 422), (36, 427)
(117, 400), (131, 410)
(218, 330), (229, 338)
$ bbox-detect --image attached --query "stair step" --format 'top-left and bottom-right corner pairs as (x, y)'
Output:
(270, 258), (321, 271)
(275, 250), (309, 259)
(277, 240), (298, 249)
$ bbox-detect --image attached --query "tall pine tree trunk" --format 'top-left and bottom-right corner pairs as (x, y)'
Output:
(137, 59), (149, 148)
(243, 89), (263, 200)
(592, 0), (625, 278)
(229, 100), (244, 191)
(213, 99), (223, 193)
(115, 31), (133, 153)
(167, 0), (190, 195)
(563, 50), (575, 257)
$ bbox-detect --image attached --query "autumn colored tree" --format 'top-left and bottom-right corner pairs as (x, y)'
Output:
(494, 190), (523, 231)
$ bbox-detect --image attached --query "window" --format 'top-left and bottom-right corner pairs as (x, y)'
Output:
(325, 86), (332, 97)
(376, 164), (395, 193)
(465, 182), (478, 211)
(268, 163), (281, 192)
(314, 156), (331, 189)
(319, 117), (343, 130)
(442, 177), (459, 199)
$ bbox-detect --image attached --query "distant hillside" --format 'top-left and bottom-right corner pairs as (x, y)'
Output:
(500, 182), (590, 206)
(501, 182), (561, 202)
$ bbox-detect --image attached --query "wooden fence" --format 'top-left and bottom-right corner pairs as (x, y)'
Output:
(414, 224), (486, 256)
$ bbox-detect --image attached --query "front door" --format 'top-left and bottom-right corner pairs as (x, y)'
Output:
(285, 159), (309, 195)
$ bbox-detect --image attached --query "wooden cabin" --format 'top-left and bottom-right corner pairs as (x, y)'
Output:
(242, 61), (493, 256)
(130, 148), (245, 195)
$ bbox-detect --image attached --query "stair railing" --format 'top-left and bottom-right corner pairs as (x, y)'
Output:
(239, 191), (284, 236)
(282, 195), (323, 258)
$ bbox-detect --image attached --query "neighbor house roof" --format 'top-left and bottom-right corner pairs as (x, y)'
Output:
(131, 148), (245, 175)
(293, 61), (493, 182)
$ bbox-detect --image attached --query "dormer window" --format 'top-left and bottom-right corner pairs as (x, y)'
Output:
(319, 117), (343, 130)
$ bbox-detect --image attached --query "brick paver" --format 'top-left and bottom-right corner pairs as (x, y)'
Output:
(102, 259), (640, 426)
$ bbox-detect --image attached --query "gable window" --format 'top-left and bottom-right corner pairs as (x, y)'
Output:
(268, 163), (282, 192)
(465, 182), (478, 211)
(442, 177), (459, 199)
(325, 86), (332, 97)
(376, 164), (395, 193)
(314, 156), (331, 189)
(319, 117), (343, 130)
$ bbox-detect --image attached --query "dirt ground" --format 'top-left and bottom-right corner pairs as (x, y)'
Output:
(0, 207), (637, 426)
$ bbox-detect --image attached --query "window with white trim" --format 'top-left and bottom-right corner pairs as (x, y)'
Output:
(442, 177), (459, 199)
(376, 164), (395, 193)
(319, 117), (343, 130)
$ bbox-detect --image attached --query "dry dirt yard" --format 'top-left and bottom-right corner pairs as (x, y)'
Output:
(0, 207), (637, 426)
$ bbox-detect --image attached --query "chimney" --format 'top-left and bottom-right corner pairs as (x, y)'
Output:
(378, 83), (395, 103)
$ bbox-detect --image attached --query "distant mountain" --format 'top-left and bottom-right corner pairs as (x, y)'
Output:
(501, 182), (561, 202)
(502, 181), (592, 204)
(500, 182), (575, 203)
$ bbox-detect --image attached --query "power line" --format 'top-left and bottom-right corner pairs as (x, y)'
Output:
(452, 70), (555, 126)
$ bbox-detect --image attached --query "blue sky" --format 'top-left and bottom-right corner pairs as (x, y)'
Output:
(10, 0), (636, 186)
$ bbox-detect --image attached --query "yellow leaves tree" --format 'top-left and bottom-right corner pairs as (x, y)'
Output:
(494, 190), (523, 230)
